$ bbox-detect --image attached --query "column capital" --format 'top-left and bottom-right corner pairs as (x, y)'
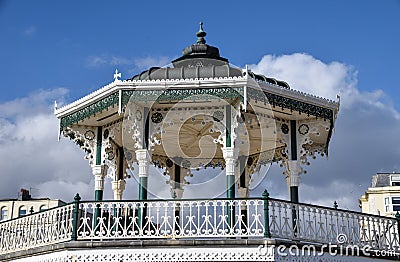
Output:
(286, 172), (301, 187)
(222, 147), (239, 160)
(92, 164), (108, 176)
(112, 180), (126, 200)
(222, 147), (238, 177)
(135, 149), (151, 161)
(284, 160), (303, 187)
(136, 149), (151, 178)
(93, 165), (108, 191)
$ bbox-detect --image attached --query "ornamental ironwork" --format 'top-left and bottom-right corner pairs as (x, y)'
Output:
(281, 123), (289, 134)
(60, 86), (334, 128)
(84, 130), (95, 140)
(212, 111), (224, 122)
(1, 197), (397, 256)
(151, 112), (163, 123)
(61, 88), (244, 128)
(103, 129), (109, 139)
(298, 123), (309, 135)
(60, 92), (119, 127)
(247, 87), (334, 122)
(122, 87), (244, 105)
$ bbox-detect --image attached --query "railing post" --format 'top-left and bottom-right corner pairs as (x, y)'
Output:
(263, 189), (271, 238)
(71, 193), (81, 241)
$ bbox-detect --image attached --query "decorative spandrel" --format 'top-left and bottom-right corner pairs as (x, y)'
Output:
(277, 117), (333, 177)
(102, 120), (131, 181)
(63, 125), (97, 166)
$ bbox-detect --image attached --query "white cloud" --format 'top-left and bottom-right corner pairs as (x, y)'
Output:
(85, 54), (173, 74)
(249, 53), (400, 211)
(250, 53), (362, 109)
(0, 88), (68, 119)
(22, 26), (37, 36)
(133, 56), (172, 71)
(85, 56), (108, 67)
(0, 89), (92, 202)
(86, 55), (134, 68)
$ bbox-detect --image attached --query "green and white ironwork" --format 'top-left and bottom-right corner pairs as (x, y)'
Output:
(1, 197), (399, 256)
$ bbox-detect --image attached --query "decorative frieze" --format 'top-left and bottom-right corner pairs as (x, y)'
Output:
(121, 87), (244, 105)
(60, 92), (119, 128)
(59, 86), (336, 129)
(247, 87), (335, 122)
(10, 246), (274, 262)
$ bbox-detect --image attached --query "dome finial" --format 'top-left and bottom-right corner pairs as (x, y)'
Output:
(196, 21), (206, 44)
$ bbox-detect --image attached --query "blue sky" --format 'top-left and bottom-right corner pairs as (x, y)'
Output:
(1, 0), (400, 211)
(1, 1), (399, 104)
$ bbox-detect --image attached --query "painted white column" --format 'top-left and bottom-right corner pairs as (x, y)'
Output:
(222, 147), (238, 176)
(222, 147), (238, 199)
(136, 149), (150, 178)
(92, 165), (107, 200)
(285, 160), (303, 188)
(111, 180), (126, 200)
(136, 149), (151, 200)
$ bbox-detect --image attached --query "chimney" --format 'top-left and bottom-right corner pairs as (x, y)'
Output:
(19, 188), (32, 201)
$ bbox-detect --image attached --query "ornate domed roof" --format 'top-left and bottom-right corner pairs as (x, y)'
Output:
(171, 22), (229, 67)
(129, 22), (290, 89)
(130, 22), (242, 81)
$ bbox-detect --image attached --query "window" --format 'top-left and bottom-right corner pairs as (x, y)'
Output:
(385, 197), (390, 212)
(40, 205), (47, 211)
(0, 207), (8, 221)
(18, 206), (27, 217)
(392, 197), (400, 211)
(391, 175), (400, 186)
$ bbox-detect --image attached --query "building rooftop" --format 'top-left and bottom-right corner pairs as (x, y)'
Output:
(371, 173), (400, 187)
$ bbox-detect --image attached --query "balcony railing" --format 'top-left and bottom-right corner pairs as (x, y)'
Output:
(76, 198), (265, 240)
(0, 204), (74, 254)
(1, 193), (399, 255)
(269, 198), (400, 250)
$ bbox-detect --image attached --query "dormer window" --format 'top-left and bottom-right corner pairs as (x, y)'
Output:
(391, 175), (400, 186)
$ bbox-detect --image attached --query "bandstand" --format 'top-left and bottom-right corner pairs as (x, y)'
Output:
(1, 23), (400, 262)
(57, 22), (338, 205)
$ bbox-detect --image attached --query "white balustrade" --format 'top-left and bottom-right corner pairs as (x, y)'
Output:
(268, 198), (400, 252)
(0, 204), (74, 255)
(75, 199), (265, 240)
(1, 197), (400, 256)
